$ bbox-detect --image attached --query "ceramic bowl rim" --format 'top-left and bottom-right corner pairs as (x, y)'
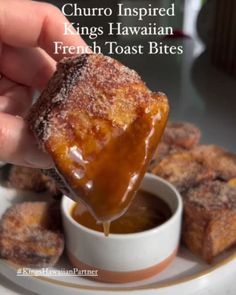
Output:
(61, 173), (183, 240)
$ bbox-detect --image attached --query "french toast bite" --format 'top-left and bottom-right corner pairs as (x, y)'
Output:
(151, 151), (216, 192)
(8, 165), (61, 198)
(162, 121), (201, 149)
(151, 144), (236, 193)
(192, 145), (236, 181)
(0, 202), (64, 267)
(148, 121), (201, 171)
(149, 122), (236, 262)
(183, 181), (236, 263)
(28, 54), (169, 222)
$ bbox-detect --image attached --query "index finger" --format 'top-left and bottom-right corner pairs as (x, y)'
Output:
(0, 0), (89, 60)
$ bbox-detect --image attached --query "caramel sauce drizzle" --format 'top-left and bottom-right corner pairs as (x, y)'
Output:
(51, 105), (168, 236)
(102, 222), (111, 237)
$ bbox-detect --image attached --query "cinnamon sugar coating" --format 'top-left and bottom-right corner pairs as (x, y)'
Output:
(148, 121), (201, 171)
(183, 181), (236, 263)
(151, 150), (216, 192)
(28, 54), (169, 221)
(0, 202), (64, 267)
(184, 181), (236, 211)
(8, 165), (61, 198)
(152, 145), (236, 192)
(28, 54), (158, 145)
(162, 121), (201, 149)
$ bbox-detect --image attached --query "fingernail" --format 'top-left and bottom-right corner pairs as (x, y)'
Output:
(25, 148), (54, 169)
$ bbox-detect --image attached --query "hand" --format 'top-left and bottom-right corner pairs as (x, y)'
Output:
(0, 0), (88, 168)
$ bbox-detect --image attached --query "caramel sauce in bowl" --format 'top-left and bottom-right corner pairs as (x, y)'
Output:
(71, 190), (172, 236)
(61, 174), (183, 283)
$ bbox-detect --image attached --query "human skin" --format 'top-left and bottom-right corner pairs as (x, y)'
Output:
(0, 0), (88, 168)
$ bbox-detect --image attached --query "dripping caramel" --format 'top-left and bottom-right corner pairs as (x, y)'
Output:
(53, 109), (167, 223)
(28, 54), (169, 224)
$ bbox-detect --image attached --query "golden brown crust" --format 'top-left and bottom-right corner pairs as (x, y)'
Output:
(150, 140), (236, 263)
(28, 55), (89, 144)
(151, 144), (236, 193)
(148, 121), (201, 171)
(192, 145), (236, 181)
(28, 54), (158, 145)
(8, 166), (61, 198)
(184, 181), (236, 213)
(0, 202), (64, 267)
(28, 54), (169, 221)
(183, 181), (236, 263)
(148, 142), (187, 172)
(151, 151), (216, 192)
(162, 121), (201, 149)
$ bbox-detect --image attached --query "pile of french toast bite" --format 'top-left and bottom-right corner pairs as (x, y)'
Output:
(149, 121), (236, 263)
(1, 121), (236, 266)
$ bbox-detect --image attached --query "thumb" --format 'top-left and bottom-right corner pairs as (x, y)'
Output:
(0, 112), (53, 168)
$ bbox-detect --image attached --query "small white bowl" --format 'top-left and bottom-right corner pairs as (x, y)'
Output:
(61, 173), (183, 283)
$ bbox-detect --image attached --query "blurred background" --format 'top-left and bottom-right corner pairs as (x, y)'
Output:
(37, 0), (236, 152)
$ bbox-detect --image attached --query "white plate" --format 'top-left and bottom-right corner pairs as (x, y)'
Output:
(0, 175), (235, 295)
